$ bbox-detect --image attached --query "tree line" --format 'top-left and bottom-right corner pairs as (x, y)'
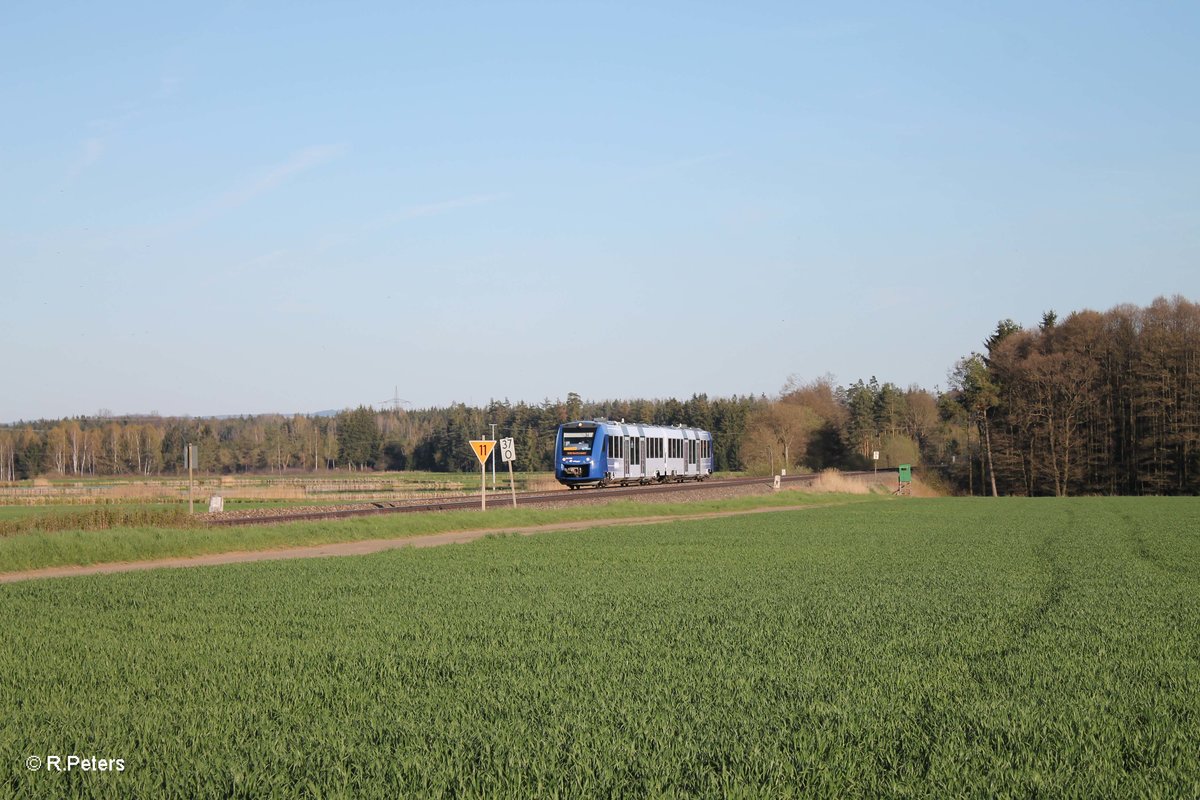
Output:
(0, 394), (761, 480)
(951, 296), (1199, 496)
(2, 297), (1195, 495)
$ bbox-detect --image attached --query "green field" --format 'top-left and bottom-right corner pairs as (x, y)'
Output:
(0, 491), (855, 574)
(2, 498), (1198, 797)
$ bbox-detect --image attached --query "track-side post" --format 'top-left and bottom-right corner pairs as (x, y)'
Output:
(469, 439), (496, 511)
(507, 460), (517, 508)
(499, 437), (518, 508)
(186, 443), (197, 514)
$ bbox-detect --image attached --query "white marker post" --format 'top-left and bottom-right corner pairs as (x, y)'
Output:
(499, 437), (517, 508)
(469, 439), (496, 510)
(186, 444), (198, 514)
(873, 450), (880, 476)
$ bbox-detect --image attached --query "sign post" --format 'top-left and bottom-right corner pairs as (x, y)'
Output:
(873, 450), (879, 476)
(469, 439), (496, 510)
(499, 437), (517, 508)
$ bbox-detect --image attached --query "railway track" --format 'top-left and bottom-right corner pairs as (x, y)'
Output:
(208, 470), (898, 527)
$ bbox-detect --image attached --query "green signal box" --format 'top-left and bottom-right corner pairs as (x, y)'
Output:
(898, 464), (912, 483)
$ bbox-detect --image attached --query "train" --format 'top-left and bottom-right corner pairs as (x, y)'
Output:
(554, 419), (714, 488)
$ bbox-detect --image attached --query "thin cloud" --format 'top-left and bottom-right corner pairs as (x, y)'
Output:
(164, 144), (348, 236)
(44, 71), (182, 202)
(620, 151), (731, 186)
(386, 193), (504, 222)
(67, 137), (107, 179)
(211, 191), (503, 272)
(314, 192), (505, 252)
(86, 144), (349, 249)
(39, 137), (109, 201)
(213, 144), (347, 214)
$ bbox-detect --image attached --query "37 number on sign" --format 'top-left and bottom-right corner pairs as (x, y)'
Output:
(499, 437), (516, 463)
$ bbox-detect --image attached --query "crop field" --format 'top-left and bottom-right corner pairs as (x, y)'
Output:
(1, 498), (1198, 797)
(0, 491), (856, 575)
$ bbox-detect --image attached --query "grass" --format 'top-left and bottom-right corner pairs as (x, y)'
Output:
(0, 497), (1196, 797)
(0, 489), (868, 574)
(0, 506), (199, 539)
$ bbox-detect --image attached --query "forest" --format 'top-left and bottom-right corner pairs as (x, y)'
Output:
(2, 297), (1196, 496)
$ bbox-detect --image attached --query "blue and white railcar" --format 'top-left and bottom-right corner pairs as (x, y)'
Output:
(555, 420), (714, 488)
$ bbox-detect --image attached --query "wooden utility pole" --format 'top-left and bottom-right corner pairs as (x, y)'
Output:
(186, 443), (195, 514)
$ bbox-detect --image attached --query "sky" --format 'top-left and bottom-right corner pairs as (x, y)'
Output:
(3, 1), (1198, 422)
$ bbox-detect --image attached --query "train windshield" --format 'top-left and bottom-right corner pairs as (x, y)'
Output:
(561, 430), (595, 455)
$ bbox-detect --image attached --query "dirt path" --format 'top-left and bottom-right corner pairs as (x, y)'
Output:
(0, 504), (832, 584)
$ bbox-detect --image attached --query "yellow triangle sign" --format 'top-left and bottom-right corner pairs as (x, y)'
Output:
(469, 440), (496, 465)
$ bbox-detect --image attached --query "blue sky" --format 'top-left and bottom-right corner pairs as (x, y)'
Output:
(3, 1), (1197, 421)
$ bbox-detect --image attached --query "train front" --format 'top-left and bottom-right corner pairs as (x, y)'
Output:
(555, 421), (604, 487)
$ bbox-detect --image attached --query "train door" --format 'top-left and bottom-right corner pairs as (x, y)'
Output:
(609, 434), (623, 482)
(688, 439), (697, 476)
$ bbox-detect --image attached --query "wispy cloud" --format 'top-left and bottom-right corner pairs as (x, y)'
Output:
(619, 151), (731, 186)
(384, 193), (504, 223)
(156, 73), (181, 101)
(87, 144), (349, 249)
(70, 137), (107, 177)
(38, 137), (109, 201)
(214, 191), (503, 278)
(210, 144), (347, 216)
(162, 144), (348, 236)
(44, 71), (184, 201)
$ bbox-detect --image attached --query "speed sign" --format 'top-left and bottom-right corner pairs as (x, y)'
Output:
(499, 437), (516, 463)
